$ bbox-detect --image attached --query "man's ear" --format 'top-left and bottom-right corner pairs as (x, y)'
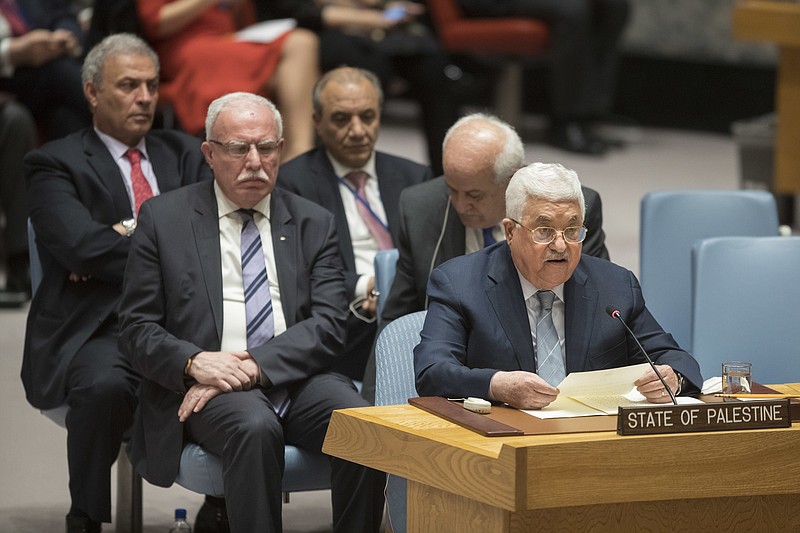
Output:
(502, 218), (516, 242)
(84, 81), (97, 112)
(201, 142), (214, 168)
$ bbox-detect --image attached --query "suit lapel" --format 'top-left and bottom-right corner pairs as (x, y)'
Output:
(146, 133), (181, 191)
(433, 178), (465, 264)
(191, 183), (224, 341)
(270, 191), (297, 326)
(84, 130), (133, 219)
(485, 246), (535, 372)
(564, 259), (599, 373)
(310, 151), (355, 270)
(444, 204), (466, 261)
(374, 153), (403, 238)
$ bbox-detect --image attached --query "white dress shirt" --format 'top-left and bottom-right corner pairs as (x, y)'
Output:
(215, 181), (287, 352)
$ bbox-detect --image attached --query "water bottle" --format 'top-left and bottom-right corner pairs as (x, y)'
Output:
(168, 508), (192, 532)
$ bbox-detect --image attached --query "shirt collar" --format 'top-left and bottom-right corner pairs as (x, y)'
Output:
(326, 150), (377, 182)
(94, 127), (148, 162)
(214, 181), (271, 220)
(516, 268), (565, 303)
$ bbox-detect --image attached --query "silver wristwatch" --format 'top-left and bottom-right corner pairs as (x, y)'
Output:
(674, 372), (685, 396)
(121, 218), (137, 237)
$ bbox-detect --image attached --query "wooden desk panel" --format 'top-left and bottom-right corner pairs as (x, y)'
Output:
(734, 2), (800, 194)
(324, 403), (800, 532)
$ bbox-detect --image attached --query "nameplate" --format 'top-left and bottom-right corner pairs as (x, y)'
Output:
(617, 400), (792, 436)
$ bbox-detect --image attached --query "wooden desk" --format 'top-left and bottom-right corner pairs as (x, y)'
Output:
(323, 384), (800, 532)
(733, 1), (800, 194)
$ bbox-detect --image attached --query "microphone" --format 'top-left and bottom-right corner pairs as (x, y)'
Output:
(605, 305), (678, 405)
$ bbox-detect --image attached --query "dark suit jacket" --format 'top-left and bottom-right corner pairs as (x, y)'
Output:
(278, 146), (432, 379)
(414, 243), (703, 399)
(118, 183), (349, 486)
(382, 176), (609, 322)
(21, 128), (211, 409)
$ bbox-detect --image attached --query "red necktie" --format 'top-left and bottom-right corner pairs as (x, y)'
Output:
(346, 171), (393, 250)
(0, 0), (29, 36)
(125, 149), (154, 215)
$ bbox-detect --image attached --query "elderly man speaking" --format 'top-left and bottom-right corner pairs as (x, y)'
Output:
(414, 162), (702, 409)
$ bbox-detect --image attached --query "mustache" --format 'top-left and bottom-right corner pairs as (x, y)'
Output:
(235, 170), (270, 183)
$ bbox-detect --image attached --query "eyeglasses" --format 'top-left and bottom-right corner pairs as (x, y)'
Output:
(510, 219), (587, 244)
(208, 139), (279, 158)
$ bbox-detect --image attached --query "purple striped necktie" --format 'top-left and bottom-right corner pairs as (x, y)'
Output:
(238, 209), (288, 415)
(345, 171), (394, 250)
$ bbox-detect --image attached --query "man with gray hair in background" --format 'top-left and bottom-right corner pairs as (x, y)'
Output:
(364, 113), (609, 401)
(21, 33), (211, 533)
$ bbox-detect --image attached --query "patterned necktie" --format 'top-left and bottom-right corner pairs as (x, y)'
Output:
(345, 171), (394, 250)
(125, 149), (154, 215)
(534, 290), (566, 387)
(0, 0), (29, 36)
(482, 227), (497, 247)
(238, 209), (288, 416)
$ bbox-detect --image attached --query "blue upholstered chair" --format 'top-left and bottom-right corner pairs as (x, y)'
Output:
(28, 219), (142, 533)
(176, 443), (332, 501)
(373, 248), (399, 326)
(691, 236), (800, 384)
(639, 190), (779, 353)
(374, 310), (426, 533)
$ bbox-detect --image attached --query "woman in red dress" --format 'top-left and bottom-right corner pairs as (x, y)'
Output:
(137, 0), (318, 160)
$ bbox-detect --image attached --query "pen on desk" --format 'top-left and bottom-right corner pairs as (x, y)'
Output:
(713, 393), (800, 399)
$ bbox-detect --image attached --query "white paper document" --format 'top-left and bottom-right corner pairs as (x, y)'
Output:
(236, 19), (297, 43)
(523, 364), (703, 419)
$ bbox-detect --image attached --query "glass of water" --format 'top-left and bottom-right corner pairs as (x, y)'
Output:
(722, 361), (752, 394)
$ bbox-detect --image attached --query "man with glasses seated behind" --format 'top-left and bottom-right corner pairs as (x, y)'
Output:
(414, 162), (703, 409)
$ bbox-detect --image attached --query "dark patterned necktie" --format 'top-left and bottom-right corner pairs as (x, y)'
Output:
(482, 227), (497, 247)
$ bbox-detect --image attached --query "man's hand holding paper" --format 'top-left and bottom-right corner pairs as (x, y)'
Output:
(634, 364), (681, 403)
(488, 370), (559, 410)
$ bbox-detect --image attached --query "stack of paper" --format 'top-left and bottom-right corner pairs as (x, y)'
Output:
(524, 363), (702, 419)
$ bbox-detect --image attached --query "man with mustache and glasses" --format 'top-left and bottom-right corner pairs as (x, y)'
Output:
(414, 162), (702, 410)
(118, 92), (385, 533)
(21, 33), (211, 533)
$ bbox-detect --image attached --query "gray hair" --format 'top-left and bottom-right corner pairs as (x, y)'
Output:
(82, 33), (159, 88)
(505, 162), (586, 221)
(442, 113), (524, 185)
(205, 92), (283, 140)
(312, 66), (384, 116)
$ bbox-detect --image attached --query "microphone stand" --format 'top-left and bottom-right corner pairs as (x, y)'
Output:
(607, 306), (678, 405)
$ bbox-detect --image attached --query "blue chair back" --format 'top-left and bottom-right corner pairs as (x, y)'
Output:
(374, 248), (399, 325)
(691, 236), (800, 384)
(374, 310), (426, 533)
(640, 190), (778, 352)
